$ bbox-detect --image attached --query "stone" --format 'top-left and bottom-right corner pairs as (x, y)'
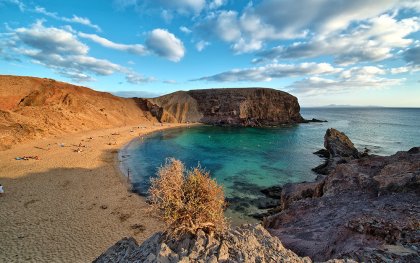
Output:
(260, 186), (283, 199)
(324, 128), (359, 158)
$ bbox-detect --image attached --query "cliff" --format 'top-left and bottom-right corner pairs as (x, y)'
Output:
(263, 129), (420, 262)
(149, 88), (303, 126)
(0, 76), (304, 149)
(0, 75), (157, 150)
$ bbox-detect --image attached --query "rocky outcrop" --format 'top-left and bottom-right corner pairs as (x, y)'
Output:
(149, 88), (304, 126)
(263, 129), (420, 262)
(94, 224), (312, 263)
(312, 128), (360, 175)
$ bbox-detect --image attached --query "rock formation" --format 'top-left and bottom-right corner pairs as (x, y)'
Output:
(263, 129), (420, 262)
(148, 88), (304, 126)
(312, 128), (360, 175)
(0, 75), (158, 150)
(94, 224), (312, 263)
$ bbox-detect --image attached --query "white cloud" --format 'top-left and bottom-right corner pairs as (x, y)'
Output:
(256, 14), (420, 65)
(157, 0), (206, 15)
(287, 66), (402, 95)
(163, 79), (177, 84)
(195, 40), (209, 52)
(145, 29), (185, 62)
(16, 20), (89, 55)
(209, 0), (227, 9)
(113, 0), (206, 15)
(179, 26), (192, 34)
(196, 62), (341, 82)
(161, 10), (173, 23)
(196, 0), (420, 54)
(78, 31), (186, 62)
(33, 6), (101, 32)
(125, 72), (155, 84)
(78, 33), (147, 55)
(390, 66), (410, 74)
(7, 21), (152, 83)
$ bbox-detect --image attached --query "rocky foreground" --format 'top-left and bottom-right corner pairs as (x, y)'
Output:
(94, 224), (315, 263)
(264, 129), (420, 262)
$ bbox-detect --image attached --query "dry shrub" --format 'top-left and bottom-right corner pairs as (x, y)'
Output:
(149, 158), (227, 236)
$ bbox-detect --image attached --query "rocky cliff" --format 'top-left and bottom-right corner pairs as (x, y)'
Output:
(148, 88), (303, 126)
(263, 129), (420, 262)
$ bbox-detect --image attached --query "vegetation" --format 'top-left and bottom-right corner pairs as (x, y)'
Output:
(149, 158), (227, 236)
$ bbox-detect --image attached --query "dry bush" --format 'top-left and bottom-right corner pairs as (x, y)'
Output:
(149, 158), (227, 237)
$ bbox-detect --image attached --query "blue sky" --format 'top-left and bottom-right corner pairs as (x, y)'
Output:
(0, 0), (419, 106)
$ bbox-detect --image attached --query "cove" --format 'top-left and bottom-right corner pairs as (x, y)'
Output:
(121, 107), (420, 222)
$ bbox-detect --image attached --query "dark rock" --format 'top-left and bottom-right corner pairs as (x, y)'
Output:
(93, 237), (138, 263)
(264, 141), (420, 262)
(254, 198), (279, 209)
(260, 185), (283, 199)
(280, 181), (324, 210)
(148, 88), (304, 127)
(302, 118), (328, 123)
(313, 149), (330, 158)
(312, 128), (361, 175)
(324, 128), (359, 158)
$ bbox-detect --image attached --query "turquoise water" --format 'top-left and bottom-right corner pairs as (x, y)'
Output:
(122, 108), (420, 221)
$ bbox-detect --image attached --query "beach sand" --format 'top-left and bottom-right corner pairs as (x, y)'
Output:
(0, 123), (187, 262)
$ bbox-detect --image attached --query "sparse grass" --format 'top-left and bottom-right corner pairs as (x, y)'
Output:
(149, 158), (227, 237)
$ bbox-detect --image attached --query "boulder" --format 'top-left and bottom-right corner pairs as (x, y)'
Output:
(324, 129), (359, 158)
(312, 129), (360, 175)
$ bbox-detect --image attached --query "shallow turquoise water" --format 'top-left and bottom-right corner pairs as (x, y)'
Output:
(123, 107), (420, 221)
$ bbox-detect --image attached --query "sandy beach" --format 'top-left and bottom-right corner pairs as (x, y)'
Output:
(0, 123), (187, 262)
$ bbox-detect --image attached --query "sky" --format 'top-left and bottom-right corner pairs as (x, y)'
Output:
(0, 0), (419, 107)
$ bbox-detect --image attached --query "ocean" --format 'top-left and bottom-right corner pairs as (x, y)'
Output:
(121, 107), (420, 222)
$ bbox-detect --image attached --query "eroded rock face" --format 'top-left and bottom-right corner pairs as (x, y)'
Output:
(149, 88), (304, 126)
(264, 128), (420, 262)
(312, 128), (360, 175)
(94, 224), (312, 263)
(324, 128), (359, 158)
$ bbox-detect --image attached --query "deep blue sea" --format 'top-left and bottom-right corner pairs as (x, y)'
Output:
(121, 108), (420, 223)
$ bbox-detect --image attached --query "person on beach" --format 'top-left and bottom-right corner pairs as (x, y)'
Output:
(0, 184), (4, 195)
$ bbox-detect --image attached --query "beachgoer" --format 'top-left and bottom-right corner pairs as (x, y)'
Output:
(0, 184), (4, 195)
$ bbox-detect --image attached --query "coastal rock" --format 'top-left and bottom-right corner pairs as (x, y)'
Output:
(149, 88), (304, 127)
(264, 129), (420, 262)
(312, 128), (360, 175)
(324, 128), (359, 158)
(94, 224), (312, 263)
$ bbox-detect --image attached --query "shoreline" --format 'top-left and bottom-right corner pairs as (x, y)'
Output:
(0, 122), (189, 262)
(117, 123), (203, 194)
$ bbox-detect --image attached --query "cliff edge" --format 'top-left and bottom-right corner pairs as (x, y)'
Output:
(149, 88), (303, 126)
